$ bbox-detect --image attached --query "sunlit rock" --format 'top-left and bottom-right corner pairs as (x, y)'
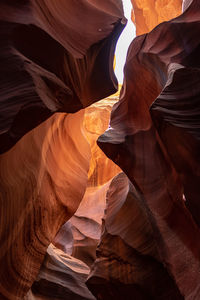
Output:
(25, 244), (95, 300)
(0, 0), (125, 153)
(0, 94), (121, 299)
(0, 0), (126, 298)
(70, 181), (111, 267)
(0, 111), (91, 299)
(54, 96), (121, 268)
(1, 0), (200, 299)
(182, 0), (193, 11)
(131, 0), (182, 35)
(98, 0), (200, 298)
(84, 97), (121, 186)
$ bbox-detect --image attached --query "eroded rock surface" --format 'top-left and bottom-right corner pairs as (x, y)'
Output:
(0, 0), (125, 153)
(1, 0), (200, 299)
(131, 0), (182, 35)
(87, 173), (183, 300)
(0, 94), (121, 299)
(98, 0), (200, 298)
(54, 98), (121, 270)
(25, 244), (95, 300)
(0, 1), (125, 298)
(0, 111), (91, 299)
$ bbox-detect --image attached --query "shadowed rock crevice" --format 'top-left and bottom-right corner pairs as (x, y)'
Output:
(1, 0), (200, 299)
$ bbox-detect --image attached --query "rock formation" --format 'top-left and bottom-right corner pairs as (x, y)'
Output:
(0, 111), (91, 299)
(0, 0), (125, 153)
(20, 94), (121, 299)
(182, 0), (193, 11)
(84, 98), (121, 187)
(0, 90), (121, 299)
(87, 173), (183, 300)
(25, 244), (95, 300)
(131, 0), (182, 35)
(98, 0), (200, 298)
(1, 0), (200, 299)
(68, 98), (121, 267)
(0, 1), (125, 297)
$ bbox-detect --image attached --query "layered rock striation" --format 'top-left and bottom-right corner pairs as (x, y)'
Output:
(0, 0), (125, 153)
(98, 0), (200, 298)
(87, 173), (183, 300)
(1, 0), (200, 299)
(22, 95), (121, 299)
(0, 111), (91, 299)
(0, 1), (125, 297)
(25, 244), (95, 300)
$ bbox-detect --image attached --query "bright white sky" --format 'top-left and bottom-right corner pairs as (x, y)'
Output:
(114, 0), (136, 83)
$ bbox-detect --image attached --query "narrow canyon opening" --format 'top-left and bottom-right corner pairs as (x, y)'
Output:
(0, 1), (199, 300)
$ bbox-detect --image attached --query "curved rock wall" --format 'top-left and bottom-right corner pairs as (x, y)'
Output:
(25, 244), (95, 300)
(0, 0), (125, 153)
(0, 111), (91, 299)
(69, 97), (121, 267)
(0, 94), (121, 299)
(98, 0), (200, 298)
(1, 0), (200, 299)
(87, 173), (183, 300)
(0, 1), (125, 298)
(84, 98), (121, 187)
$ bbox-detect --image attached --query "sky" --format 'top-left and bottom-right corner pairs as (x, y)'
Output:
(114, 0), (136, 84)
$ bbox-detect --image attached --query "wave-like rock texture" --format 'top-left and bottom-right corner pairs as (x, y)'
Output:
(0, 111), (91, 299)
(70, 182), (111, 267)
(0, 0), (125, 153)
(0, 1), (125, 298)
(0, 92), (121, 299)
(65, 97), (121, 267)
(98, 0), (200, 298)
(87, 173), (183, 300)
(2, 0), (200, 299)
(131, 0), (182, 35)
(55, 98), (121, 268)
(25, 244), (95, 300)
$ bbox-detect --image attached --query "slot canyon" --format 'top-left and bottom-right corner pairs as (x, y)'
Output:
(0, 0), (200, 299)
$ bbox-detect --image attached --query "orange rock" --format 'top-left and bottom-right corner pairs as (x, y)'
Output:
(0, 95), (121, 298)
(0, 0), (125, 154)
(84, 97), (121, 186)
(131, 0), (183, 35)
(0, 0), (125, 297)
(0, 111), (91, 299)
(63, 97), (121, 267)
(98, 1), (200, 297)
